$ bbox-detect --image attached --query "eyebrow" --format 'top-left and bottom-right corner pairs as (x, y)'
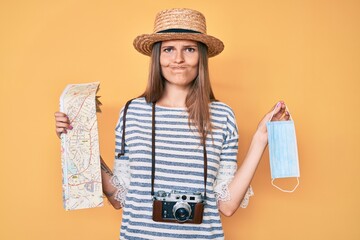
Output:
(183, 45), (198, 48)
(161, 44), (198, 49)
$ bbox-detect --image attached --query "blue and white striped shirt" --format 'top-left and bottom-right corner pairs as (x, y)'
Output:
(111, 97), (249, 240)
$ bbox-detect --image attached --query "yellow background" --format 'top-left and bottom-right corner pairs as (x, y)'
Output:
(1, 0), (359, 239)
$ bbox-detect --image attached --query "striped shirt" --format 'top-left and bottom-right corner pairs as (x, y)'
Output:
(111, 97), (250, 240)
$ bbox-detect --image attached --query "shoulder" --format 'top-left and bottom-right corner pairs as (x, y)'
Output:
(210, 101), (236, 119)
(116, 97), (150, 122)
(115, 97), (151, 129)
(210, 101), (238, 132)
(126, 97), (148, 108)
(120, 97), (151, 113)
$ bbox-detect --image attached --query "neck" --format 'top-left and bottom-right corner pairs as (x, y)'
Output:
(157, 84), (189, 108)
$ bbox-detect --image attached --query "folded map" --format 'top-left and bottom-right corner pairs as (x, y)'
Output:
(59, 82), (103, 210)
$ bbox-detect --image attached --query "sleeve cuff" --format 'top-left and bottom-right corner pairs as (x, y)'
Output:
(240, 186), (254, 208)
(110, 175), (127, 208)
(215, 183), (254, 208)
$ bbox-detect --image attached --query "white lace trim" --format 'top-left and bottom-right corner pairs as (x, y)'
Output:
(110, 175), (127, 208)
(215, 184), (254, 208)
(240, 186), (254, 208)
(214, 180), (232, 202)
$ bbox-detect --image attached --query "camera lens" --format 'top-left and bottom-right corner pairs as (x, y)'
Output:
(173, 202), (191, 222)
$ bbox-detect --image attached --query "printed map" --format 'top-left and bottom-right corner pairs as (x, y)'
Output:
(60, 82), (103, 210)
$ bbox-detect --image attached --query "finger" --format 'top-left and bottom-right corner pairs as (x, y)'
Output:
(55, 116), (70, 125)
(54, 112), (70, 123)
(56, 128), (68, 139)
(274, 102), (287, 120)
(282, 110), (291, 121)
(56, 121), (72, 129)
(54, 111), (67, 117)
(270, 101), (284, 121)
(56, 127), (67, 135)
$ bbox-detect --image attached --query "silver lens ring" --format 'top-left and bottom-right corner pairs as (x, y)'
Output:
(172, 201), (192, 222)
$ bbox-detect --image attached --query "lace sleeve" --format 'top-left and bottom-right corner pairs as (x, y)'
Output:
(110, 107), (131, 207)
(214, 108), (254, 208)
(110, 162), (130, 208)
(214, 164), (237, 202)
(214, 167), (254, 209)
(214, 109), (239, 202)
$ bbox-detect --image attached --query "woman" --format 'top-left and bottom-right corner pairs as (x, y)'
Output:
(55, 8), (289, 240)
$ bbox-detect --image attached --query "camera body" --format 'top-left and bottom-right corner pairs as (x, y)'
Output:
(152, 190), (205, 224)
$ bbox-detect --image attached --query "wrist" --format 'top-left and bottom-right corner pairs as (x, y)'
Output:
(253, 130), (268, 147)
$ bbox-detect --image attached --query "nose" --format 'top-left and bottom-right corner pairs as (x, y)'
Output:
(174, 50), (184, 63)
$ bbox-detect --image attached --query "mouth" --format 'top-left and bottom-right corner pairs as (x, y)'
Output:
(170, 66), (187, 71)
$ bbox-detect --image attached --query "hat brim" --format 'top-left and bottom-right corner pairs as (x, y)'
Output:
(133, 33), (224, 58)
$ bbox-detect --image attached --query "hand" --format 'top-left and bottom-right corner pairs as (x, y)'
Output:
(255, 101), (291, 143)
(54, 112), (72, 139)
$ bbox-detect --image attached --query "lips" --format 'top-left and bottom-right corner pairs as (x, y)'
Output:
(169, 66), (188, 71)
(172, 67), (186, 70)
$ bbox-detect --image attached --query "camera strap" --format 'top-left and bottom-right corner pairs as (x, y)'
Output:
(117, 98), (135, 158)
(118, 99), (208, 199)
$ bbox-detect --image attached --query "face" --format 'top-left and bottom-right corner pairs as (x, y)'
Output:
(160, 40), (199, 88)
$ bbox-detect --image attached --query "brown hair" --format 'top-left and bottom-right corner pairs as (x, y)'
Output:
(140, 42), (217, 144)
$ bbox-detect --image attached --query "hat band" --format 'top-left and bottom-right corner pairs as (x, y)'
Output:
(157, 28), (201, 34)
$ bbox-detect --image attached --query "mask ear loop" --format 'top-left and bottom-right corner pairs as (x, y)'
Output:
(268, 103), (293, 122)
(268, 102), (299, 193)
(271, 178), (300, 193)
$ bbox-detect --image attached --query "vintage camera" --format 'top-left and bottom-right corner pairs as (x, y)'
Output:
(152, 190), (205, 224)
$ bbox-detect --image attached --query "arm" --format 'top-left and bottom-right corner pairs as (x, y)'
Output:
(54, 111), (122, 209)
(100, 157), (122, 209)
(218, 101), (289, 216)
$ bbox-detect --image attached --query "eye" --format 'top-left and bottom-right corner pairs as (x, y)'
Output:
(163, 47), (173, 53)
(185, 47), (196, 53)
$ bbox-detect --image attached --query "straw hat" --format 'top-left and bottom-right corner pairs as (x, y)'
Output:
(133, 8), (224, 57)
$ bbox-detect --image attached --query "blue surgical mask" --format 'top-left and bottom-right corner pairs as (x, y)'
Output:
(266, 108), (300, 193)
